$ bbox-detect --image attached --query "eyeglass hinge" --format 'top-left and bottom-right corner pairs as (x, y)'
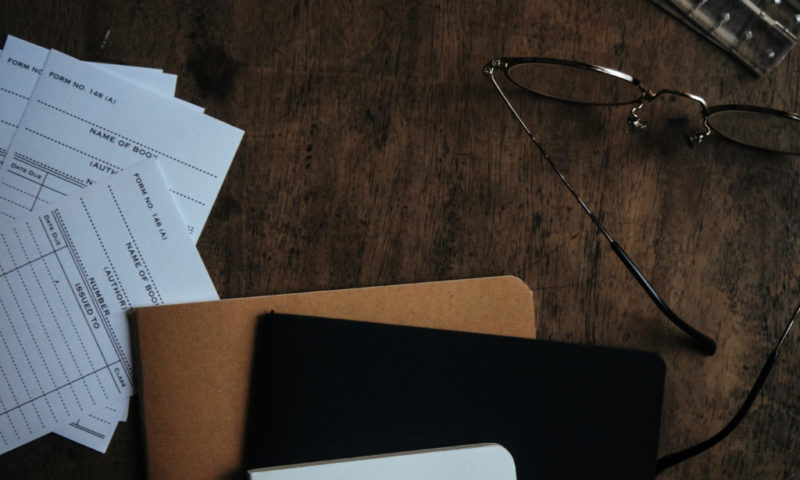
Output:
(483, 59), (507, 76)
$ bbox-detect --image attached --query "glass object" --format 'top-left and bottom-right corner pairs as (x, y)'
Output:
(651, 0), (800, 74)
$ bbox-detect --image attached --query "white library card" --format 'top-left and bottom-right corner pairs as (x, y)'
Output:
(0, 35), (188, 450)
(0, 36), (199, 452)
(52, 400), (125, 453)
(0, 36), (48, 164)
(0, 160), (218, 454)
(53, 397), (129, 453)
(247, 444), (517, 480)
(0, 36), (185, 166)
(0, 48), (240, 242)
(0, 36), (208, 450)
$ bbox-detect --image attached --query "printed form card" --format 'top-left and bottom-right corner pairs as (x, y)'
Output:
(0, 36), (209, 452)
(0, 48), (243, 242)
(0, 36), (193, 451)
(0, 160), (218, 454)
(0, 36), (183, 167)
(52, 398), (129, 453)
(0, 36), (48, 165)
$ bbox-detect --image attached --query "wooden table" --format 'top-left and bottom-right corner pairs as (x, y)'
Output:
(1, 1), (798, 478)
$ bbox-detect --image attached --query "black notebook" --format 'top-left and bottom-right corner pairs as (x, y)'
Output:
(244, 314), (666, 479)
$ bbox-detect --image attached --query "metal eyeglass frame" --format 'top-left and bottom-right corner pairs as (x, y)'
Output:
(484, 57), (718, 356)
(483, 56), (799, 474)
(494, 57), (800, 154)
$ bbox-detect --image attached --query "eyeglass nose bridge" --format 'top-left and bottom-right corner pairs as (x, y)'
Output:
(626, 88), (712, 146)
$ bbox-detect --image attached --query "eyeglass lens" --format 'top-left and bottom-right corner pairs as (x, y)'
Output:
(707, 108), (800, 155)
(506, 62), (642, 105)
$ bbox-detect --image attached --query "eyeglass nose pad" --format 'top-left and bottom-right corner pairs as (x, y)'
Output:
(627, 112), (648, 131)
(627, 104), (648, 131)
(686, 122), (712, 147)
(686, 130), (705, 147)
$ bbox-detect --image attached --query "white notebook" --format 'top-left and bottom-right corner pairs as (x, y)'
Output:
(247, 444), (516, 480)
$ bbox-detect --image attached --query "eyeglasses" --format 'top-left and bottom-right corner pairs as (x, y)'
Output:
(488, 57), (800, 153)
(483, 56), (799, 473)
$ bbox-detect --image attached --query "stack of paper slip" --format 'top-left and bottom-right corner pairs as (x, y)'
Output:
(0, 35), (243, 454)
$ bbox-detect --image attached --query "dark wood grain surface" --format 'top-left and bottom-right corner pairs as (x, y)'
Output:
(1, 1), (799, 478)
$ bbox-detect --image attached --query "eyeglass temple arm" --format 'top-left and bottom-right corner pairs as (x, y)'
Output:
(655, 302), (800, 474)
(611, 244), (716, 355)
(484, 63), (717, 356)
